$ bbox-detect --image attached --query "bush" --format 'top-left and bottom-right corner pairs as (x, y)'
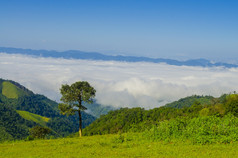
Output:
(225, 94), (238, 116)
(29, 126), (51, 139)
(144, 114), (238, 144)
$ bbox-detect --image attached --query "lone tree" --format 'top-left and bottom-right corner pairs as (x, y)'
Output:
(58, 81), (96, 137)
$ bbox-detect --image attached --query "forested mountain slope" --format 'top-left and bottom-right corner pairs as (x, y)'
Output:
(0, 78), (96, 141)
(83, 94), (237, 136)
(84, 103), (115, 118)
(164, 95), (214, 108)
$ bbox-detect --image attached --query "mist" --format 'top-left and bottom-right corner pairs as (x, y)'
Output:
(0, 53), (237, 109)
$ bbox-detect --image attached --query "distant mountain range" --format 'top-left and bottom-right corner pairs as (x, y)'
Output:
(0, 47), (237, 68)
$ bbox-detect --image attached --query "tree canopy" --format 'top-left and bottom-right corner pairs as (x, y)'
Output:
(58, 81), (96, 137)
(29, 126), (51, 139)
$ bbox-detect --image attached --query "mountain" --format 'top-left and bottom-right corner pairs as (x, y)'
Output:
(0, 47), (237, 68)
(164, 95), (214, 108)
(84, 103), (115, 118)
(0, 103), (34, 141)
(83, 94), (229, 136)
(0, 78), (96, 141)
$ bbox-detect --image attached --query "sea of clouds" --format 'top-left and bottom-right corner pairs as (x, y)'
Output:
(1, 53), (238, 109)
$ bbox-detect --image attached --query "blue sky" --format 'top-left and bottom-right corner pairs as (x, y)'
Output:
(0, 0), (237, 61)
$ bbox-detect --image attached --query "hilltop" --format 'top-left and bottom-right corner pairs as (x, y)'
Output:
(164, 95), (214, 108)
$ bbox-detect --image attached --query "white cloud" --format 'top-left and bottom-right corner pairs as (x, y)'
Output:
(0, 52), (238, 109)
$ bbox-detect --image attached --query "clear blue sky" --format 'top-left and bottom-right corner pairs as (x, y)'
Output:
(0, 0), (237, 61)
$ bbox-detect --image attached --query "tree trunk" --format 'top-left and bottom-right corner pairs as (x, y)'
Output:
(78, 110), (82, 137)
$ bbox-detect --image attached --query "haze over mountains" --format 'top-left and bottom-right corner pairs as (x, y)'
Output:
(1, 47), (238, 109)
(0, 47), (237, 68)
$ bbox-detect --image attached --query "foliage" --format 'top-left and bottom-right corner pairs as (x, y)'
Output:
(59, 81), (96, 115)
(14, 94), (59, 117)
(144, 114), (238, 144)
(83, 105), (204, 135)
(59, 81), (96, 137)
(0, 103), (35, 141)
(0, 78), (96, 141)
(46, 112), (96, 137)
(0, 125), (13, 142)
(224, 94), (238, 116)
(3, 77), (238, 145)
(84, 93), (238, 145)
(29, 126), (51, 139)
(165, 95), (214, 108)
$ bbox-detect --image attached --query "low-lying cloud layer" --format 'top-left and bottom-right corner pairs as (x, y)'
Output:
(1, 53), (238, 109)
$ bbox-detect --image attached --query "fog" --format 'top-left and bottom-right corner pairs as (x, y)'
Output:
(1, 53), (237, 109)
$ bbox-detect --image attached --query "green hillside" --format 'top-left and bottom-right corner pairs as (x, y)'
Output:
(84, 93), (238, 143)
(2, 81), (22, 99)
(2, 77), (238, 145)
(0, 78), (96, 141)
(17, 110), (50, 127)
(164, 95), (214, 108)
(1, 80), (33, 99)
(0, 125), (13, 142)
(0, 103), (35, 141)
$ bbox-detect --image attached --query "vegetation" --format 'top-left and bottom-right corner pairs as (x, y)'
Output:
(17, 110), (50, 127)
(0, 78), (96, 141)
(59, 81), (96, 137)
(1, 80), (32, 99)
(144, 114), (238, 144)
(83, 104), (204, 135)
(1, 134), (238, 158)
(29, 126), (51, 139)
(0, 103), (35, 141)
(2, 81), (23, 99)
(84, 93), (238, 145)
(2, 76), (238, 155)
(164, 95), (214, 108)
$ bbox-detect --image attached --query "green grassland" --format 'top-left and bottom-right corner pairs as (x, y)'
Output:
(17, 110), (50, 127)
(0, 133), (238, 158)
(2, 81), (21, 99)
(1, 81), (28, 99)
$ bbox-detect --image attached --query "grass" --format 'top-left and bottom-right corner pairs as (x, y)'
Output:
(0, 133), (238, 158)
(2, 81), (21, 99)
(17, 110), (50, 127)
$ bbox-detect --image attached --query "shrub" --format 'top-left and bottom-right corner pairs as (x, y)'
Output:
(29, 126), (51, 139)
(144, 114), (238, 144)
